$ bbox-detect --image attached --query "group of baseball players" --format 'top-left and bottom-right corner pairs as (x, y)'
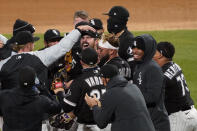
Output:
(0, 5), (197, 131)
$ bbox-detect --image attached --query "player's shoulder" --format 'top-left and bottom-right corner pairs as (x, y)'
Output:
(163, 62), (183, 79)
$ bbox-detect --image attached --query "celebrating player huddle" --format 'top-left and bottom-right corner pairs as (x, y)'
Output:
(0, 5), (197, 131)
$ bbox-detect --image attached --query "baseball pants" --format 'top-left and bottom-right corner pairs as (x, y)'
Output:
(0, 117), (3, 131)
(169, 106), (197, 131)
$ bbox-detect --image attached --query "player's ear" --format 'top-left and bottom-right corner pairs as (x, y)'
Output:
(158, 53), (163, 59)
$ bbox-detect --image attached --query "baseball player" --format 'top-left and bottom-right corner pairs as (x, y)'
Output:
(64, 22), (99, 80)
(153, 41), (197, 131)
(132, 34), (170, 131)
(52, 47), (106, 131)
(0, 25), (95, 90)
(103, 6), (135, 79)
(97, 33), (132, 81)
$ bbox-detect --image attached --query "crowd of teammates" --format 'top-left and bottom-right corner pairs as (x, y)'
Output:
(0, 5), (197, 131)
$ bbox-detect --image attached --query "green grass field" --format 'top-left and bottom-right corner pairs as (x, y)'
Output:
(3, 29), (197, 106)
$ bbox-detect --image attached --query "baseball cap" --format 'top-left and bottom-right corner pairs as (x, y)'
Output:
(103, 6), (129, 20)
(157, 42), (175, 59)
(14, 31), (39, 45)
(100, 64), (119, 78)
(81, 47), (98, 66)
(19, 66), (36, 88)
(75, 21), (90, 29)
(89, 18), (103, 30)
(13, 19), (36, 36)
(75, 21), (98, 38)
(44, 29), (63, 43)
(81, 30), (98, 38)
(132, 37), (145, 52)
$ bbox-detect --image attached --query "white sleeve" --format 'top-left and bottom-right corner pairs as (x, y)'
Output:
(0, 34), (8, 44)
(30, 29), (81, 67)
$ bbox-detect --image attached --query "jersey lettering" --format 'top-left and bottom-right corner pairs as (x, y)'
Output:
(164, 63), (181, 79)
(119, 67), (131, 78)
(90, 89), (106, 99)
(85, 76), (103, 87)
(176, 73), (189, 96)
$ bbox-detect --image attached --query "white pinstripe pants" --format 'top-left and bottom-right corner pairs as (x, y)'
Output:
(169, 107), (197, 131)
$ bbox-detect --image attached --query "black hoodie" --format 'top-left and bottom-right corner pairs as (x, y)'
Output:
(133, 34), (170, 131)
(93, 75), (155, 131)
(0, 87), (60, 131)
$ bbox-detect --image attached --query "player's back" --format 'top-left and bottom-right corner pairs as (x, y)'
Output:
(162, 61), (194, 114)
(70, 67), (106, 124)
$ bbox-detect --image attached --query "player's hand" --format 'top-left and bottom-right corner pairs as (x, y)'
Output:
(85, 93), (99, 108)
(51, 78), (65, 94)
(93, 95), (101, 107)
(77, 25), (96, 33)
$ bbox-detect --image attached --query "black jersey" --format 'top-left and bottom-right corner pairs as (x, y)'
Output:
(162, 61), (194, 114)
(57, 67), (106, 124)
(107, 57), (132, 81)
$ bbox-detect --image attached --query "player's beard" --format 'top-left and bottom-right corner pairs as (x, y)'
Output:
(98, 54), (110, 67)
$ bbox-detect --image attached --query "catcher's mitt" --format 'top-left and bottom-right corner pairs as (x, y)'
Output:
(49, 112), (74, 130)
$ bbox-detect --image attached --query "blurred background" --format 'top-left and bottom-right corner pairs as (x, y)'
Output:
(0, 0), (197, 33)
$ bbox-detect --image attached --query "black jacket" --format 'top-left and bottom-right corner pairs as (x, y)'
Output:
(92, 75), (155, 131)
(133, 34), (170, 131)
(118, 29), (135, 79)
(0, 87), (60, 131)
(0, 29), (81, 90)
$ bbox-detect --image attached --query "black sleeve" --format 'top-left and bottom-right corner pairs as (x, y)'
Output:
(56, 80), (82, 113)
(41, 95), (61, 115)
(92, 91), (115, 129)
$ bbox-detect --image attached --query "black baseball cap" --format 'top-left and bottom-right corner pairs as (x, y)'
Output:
(19, 66), (36, 88)
(132, 37), (145, 52)
(44, 29), (63, 43)
(13, 19), (35, 36)
(14, 31), (39, 45)
(81, 30), (98, 38)
(100, 64), (119, 78)
(103, 6), (129, 21)
(75, 21), (98, 38)
(81, 47), (98, 66)
(157, 42), (175, 59)
(13, 19), (40, 41)
(89, 18), (103, 30)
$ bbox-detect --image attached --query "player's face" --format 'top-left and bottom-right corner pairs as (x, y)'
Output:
(97, 46), (109, 60)
(29, 42), (34, 51)
(80, 35), (96, 50)
(153, 50), (162, 66)
(101, 77), (107, 86)
(132, 47), (144, 61)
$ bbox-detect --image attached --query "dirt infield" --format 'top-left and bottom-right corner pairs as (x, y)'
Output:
(0, 0), (197, 34)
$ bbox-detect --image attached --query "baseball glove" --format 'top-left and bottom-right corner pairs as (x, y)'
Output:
(49, 112), (74, 130)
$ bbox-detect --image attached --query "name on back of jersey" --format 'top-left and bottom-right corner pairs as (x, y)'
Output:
(85, 76), (103, 87)
(164, 63), (181, 79)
